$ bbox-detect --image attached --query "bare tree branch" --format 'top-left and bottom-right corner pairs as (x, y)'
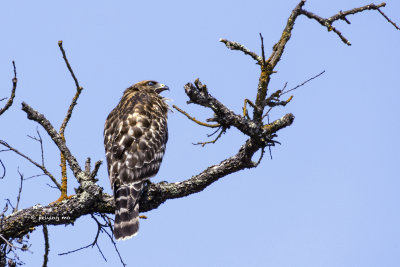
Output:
(0, 110), (293, 241)
(173, 104), (221, 128)
(0, 141), (61, 190)
(14, 169), (24, 212)
(0, 159), (5, 179)
(58, 216), (103, 257)
(0, 61), (17, 116)
(56, 40), (85, 201)
(253, 0), (306, 123)
(0, 1), (397, 265)
(377, 8), (400, 30)
(184, 79), (287, 145)
(20, 103), (83, 181)
(281, 70), (326, 95)
(300, 2), (387, 45)
(219, 38), (263, 64)
(193, 127), (226, 147)
(42, 225), (49, 267)
(27, 128), (45, 166)
(57, 40), (82, 93)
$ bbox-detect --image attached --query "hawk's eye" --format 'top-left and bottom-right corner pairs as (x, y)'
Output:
(147, 81), (156, 86)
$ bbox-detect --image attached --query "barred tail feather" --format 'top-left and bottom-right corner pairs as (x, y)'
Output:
(114, 181), (144, 240)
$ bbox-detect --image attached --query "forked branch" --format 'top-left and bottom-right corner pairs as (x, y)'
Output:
(0, 1), (398, 265)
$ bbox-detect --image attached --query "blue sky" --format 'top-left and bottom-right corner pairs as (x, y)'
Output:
(0, 0), (399, 266)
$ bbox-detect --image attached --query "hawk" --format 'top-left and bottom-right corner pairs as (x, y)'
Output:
(104, 80), (169, 240)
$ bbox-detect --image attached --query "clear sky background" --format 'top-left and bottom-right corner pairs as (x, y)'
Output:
(0, 0), (399, 266)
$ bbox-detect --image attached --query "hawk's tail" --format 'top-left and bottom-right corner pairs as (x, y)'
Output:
(113, 181), (144, 240)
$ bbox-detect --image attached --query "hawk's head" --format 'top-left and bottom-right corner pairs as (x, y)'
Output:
(126, 80), (169, 95)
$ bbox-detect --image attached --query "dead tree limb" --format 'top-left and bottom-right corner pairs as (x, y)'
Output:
(0, 0), (398, 265)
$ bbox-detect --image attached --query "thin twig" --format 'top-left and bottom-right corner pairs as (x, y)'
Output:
(58, 242), (93, 256)
(377, 8), (400, 30)
(101, 224), (127, 267)
(59, 83), (83, 135)
(173, 105), (221, 128)
(281, 70), (325, 95)
(5, 199), (14, 212)
(207, 127), (222, 138)
(58, 215), (108, 262)
(268, 146), (273, 160)
(58, 222), (102, 256)
(0, 233), (30, 253)
(194, 128), (226, 147)
(0, 202), (8, 219)
(252, 147), (265, 167)
(262, 107), (273, 120)
(23, 174), (46, 180)
(0, 234), (14, 248)
(95, 243), (107, 262)
(58, 40), (82, 93)
(0, 159), (5, 179)
(259, 33), (266, 64)
(27, 128), (45, 166)
(90, 215), (107, 261)
(46, 183), (59, 189)
(42, 225), (49, 267)
(0, 61), (17, 116)
(14, 169), (24, 212)
(0, 140), (61, 190)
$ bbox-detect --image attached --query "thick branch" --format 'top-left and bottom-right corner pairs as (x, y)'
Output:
(0, 180), (106, 241)
(267, 0), (305, 71)
(1, 97), (291, 241)
(252, 0), (306, 122)
(0, 136), (265, 240)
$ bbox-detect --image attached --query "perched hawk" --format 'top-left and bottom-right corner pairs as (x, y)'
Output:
(104, 80), (169, 240)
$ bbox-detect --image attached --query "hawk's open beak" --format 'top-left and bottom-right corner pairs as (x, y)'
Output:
(155, 84), (169, 94)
